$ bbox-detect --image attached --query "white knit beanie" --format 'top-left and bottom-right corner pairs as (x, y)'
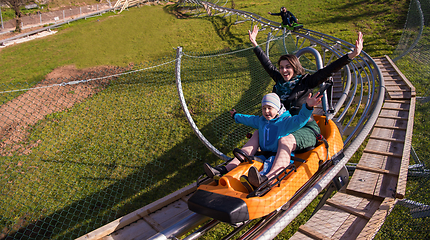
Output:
(261, 93), (281, 112)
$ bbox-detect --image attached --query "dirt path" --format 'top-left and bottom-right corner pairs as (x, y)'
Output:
(0, 65), (128, 156)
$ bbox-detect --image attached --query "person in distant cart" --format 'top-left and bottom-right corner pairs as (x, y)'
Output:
(269, 6), (298, 27)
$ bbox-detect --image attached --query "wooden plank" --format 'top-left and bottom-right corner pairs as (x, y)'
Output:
(143, 215), (164, 232)
(384, 99), (410, 104)
(385, 83), (407, 87)
(297, 193), (370, 239)
(356, 198), (396, 240)
(373, 124), (406, 130)
(388, 91), (411, 100)
(368, 135), (405, 143)
(373, 168), (399, 198)
(359, 153), (401, 176)
(326, 199), (372, 220)
(290, 231), (314, 240)
(76, 183), (199, 240)
(298, 225), (333, 240)
(375, 116), (407, 129)
(147, 198), (192, 230)
(370, 127), (406, 142)
(396, 97), (415, 199)
(377, 115), (408, 120)
(381, 106), (408, 111)
(298, 203), (350, 239)
(101, 219), (157, 240)
(347, 168), (398, 199)
(355, 164), (399, 176)
(347, 169), (381, 199)
(330, 193), (381, 239)
(362, 149), (402, 158)
(365, 138), (404, 156)
(385, 55), (416, 96)
(379, 108), (409, 119)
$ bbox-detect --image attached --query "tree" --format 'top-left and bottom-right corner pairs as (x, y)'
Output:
(0, 0), (29, 32)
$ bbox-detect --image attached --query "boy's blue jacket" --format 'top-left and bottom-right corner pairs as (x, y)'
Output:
(234, 104), (312, 153)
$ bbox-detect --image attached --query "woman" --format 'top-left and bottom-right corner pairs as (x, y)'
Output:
(205, 26), (363, 188)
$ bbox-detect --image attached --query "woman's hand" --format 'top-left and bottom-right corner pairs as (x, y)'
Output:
(248, 25), (259, 47)
(348, 31), (363, 59)
(306, 93), (323, 108)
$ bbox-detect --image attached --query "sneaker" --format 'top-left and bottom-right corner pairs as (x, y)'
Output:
(204, 163), (228, 178)
(248, 166), (268, 188)
(240, 175), (254, 193)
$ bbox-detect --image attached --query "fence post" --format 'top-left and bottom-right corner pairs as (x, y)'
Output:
(40, 13), (42, 24)
(63, 10), (65, 20)
(1, 8), (4, 29)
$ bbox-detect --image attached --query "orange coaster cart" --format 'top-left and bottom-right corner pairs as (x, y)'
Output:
(188, 115), (344, 224)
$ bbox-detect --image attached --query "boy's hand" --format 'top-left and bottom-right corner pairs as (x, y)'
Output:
(230, 109), (237, 118)
(306, 93), (323, 108)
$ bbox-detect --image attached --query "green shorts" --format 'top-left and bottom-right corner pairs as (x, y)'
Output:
(292, 120), (320, 151)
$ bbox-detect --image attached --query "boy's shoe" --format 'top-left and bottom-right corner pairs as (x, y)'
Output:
(248, 166), (268, 188)
(240, 175), (254, 193)
(204, 163), (228, 179)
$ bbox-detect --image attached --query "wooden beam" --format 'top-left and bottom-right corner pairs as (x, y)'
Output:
(381, 106), (408, 111)
(384, 99), (410, 104)
(368, 135), (405, 143)
(373, 125), (407, 131)
(385, 55), (416, 96)
(377, 115), (408, 120)
(76, 182), (199, 240)
(396, 97), (416, 199)
(355, 164), (399, 176)
(363, 149), (403, 158)
(143, 215), (164, 232)
(298, 224), (333, 240)
(326, 199), (373, 220)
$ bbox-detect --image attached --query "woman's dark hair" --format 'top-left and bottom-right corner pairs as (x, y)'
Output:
(277, 55), (305, 76)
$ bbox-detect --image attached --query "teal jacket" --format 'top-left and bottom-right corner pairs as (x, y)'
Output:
(234, 104), (312, 152)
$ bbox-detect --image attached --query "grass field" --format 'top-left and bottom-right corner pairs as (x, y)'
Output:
(0, 0), (408, 85)
(1, 0), (427, 239)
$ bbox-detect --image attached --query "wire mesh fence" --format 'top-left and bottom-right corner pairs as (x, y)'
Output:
(375, 0), (430, 239)
(0, 55), (203, 239)
(0, 34), (317, 238)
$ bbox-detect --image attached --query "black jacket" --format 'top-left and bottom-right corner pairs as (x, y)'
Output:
(270, 10), (296, 26)
(253, 46), (351, 116)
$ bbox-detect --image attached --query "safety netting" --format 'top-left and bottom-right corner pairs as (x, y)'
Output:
(0, 32), (320, 238)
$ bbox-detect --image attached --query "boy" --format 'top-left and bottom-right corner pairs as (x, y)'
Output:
(204, 92), (322, 189)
